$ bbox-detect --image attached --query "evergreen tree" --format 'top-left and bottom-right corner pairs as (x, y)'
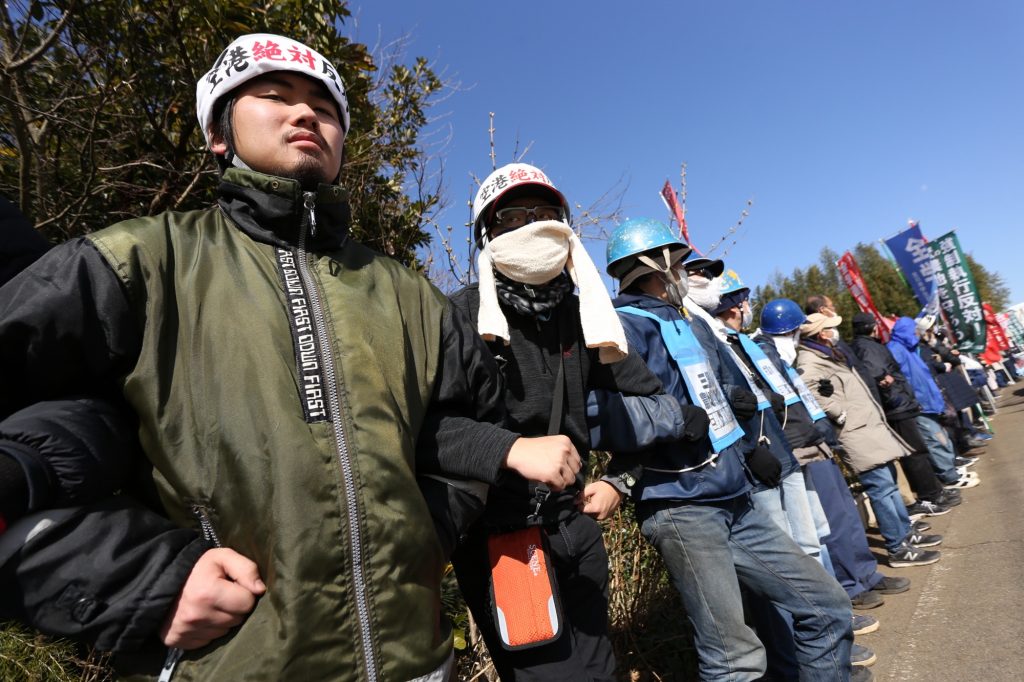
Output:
(0, 1), (442, 266)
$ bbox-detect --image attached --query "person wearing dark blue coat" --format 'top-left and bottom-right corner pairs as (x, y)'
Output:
(597, 219), (852, 682)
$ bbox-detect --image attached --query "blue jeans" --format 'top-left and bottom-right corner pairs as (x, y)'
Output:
(916, 414), (958, 483)
(638, 496), (853, 681)
(751, 471), (824, 566)
(802, 468), (835, 576)
(806, 460), (884, 599)
(857, 462), (912, 552)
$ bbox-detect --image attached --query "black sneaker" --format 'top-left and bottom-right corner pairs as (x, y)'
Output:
(954, 456), (978, 468)
(912, 520), (931, 533)
(937, 489), (962, 507)
(906, 531), (943, 547)
(888, 544), (941, 567)
(871, 575), (911, 594)
(851, 590), (884, 609)
(906, 500), (950, 520)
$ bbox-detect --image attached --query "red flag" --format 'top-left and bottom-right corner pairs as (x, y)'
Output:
(980, 302), (1009, 364)
(836, 251), (892, 342)
(659, 180), (696, 251)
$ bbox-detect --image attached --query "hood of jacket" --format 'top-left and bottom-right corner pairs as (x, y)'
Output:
(890, 317), (920, 352)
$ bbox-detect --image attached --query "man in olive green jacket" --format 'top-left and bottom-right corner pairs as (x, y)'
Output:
(0, 34), (580, 682)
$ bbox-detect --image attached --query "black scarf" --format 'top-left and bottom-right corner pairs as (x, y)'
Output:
(494, 271), (574, 318)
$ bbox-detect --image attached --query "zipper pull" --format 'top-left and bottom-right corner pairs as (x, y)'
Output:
(158, 647), (183, 682)
(303, 191), (318, 238)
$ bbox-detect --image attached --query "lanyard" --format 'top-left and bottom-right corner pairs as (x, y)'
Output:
(618, 306), (744, 453)
(736, 334), (800, 405)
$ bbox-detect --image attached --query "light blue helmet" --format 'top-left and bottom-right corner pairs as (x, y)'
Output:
(760, 298), (808, 335)
(718, 268), (749, 297)
(606, 218), (690, 280)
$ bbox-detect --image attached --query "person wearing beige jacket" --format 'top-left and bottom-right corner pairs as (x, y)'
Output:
(796, 313), (943, 568)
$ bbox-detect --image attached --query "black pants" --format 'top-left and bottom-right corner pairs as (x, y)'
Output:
(889, 417), (945, 502)
(452, 512), (615, 681)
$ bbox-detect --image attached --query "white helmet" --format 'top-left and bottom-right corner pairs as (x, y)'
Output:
(471, 163), (570, 243)
(196, 33), (350, 145)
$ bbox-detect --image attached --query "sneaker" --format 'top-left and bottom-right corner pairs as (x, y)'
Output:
(888, 544), (941, 567)
(936, 489), (962, 507)
(851, 643), (877, 667)
(906, 500), (951, 520)
(954, 456), (978, 468)
(851, 590), (885, 609)
(851, 665), (875, 682)
(852, 613), (880, 636)
(871, 575), (911, 594)
(944, 475), (980, 489)
(912, 519), (931, 532)
(906, 531), (943, 547)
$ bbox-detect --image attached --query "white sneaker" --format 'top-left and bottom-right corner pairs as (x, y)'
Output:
(944, 475), (980, 489)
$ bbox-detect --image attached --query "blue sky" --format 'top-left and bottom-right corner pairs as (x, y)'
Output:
(349, 2), (1023, 305)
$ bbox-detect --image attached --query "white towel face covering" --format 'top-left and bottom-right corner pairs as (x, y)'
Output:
(476, 220), (628, 363)
(487, 220), (572, 285)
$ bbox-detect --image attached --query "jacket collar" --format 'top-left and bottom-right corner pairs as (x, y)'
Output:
(217, 168), (351, 251)
(613, 292), (684, 319)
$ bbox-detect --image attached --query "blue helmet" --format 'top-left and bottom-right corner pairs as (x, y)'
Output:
(760, 298), (807, 335)
(718, 268), (749, 297)
(606, 218), (690, 280)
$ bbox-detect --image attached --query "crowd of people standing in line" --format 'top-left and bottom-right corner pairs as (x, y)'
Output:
(0, 31), (1006, 682)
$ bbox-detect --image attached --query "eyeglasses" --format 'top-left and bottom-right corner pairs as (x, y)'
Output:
(492, 205), (565, 230)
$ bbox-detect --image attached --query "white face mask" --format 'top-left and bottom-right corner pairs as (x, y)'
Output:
(486, 220), (572, 285)
(775, 332), (799, 365)
(662, 266), (690, 307)
(740, 302), (754, 329)
(687, 275), (721, 311)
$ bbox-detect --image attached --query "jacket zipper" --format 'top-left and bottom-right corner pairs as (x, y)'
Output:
(157, 506), (224, 682)
(298, 191), (378, 681)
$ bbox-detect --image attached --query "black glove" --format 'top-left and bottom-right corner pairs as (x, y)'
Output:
(729, 388), (759, 421)
(817, 378), (835, 397)
(768, 391), (786, 420)
(680, 404), (711, 441)
(745, 445), (783, 487)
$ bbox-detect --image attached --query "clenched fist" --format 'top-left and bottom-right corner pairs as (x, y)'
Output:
(160, 548), (266, 650)
(504, 435), (581, 491)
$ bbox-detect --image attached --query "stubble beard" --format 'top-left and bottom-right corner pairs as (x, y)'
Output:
(272, 153), (332, 190)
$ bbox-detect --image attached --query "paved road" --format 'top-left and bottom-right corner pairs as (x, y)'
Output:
(858, 386), (1024, 681)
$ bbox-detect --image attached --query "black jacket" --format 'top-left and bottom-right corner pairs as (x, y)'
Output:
(0, 196), (50, 287)
(449, 283), (663, 525)
(0, 398), (138, 519)
(849, 334), (921, 422)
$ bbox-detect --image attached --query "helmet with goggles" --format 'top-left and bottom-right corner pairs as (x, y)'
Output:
(471, 163), (570, 244)
(196, 33), (350, 148)
(605, 218), (690, 281)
